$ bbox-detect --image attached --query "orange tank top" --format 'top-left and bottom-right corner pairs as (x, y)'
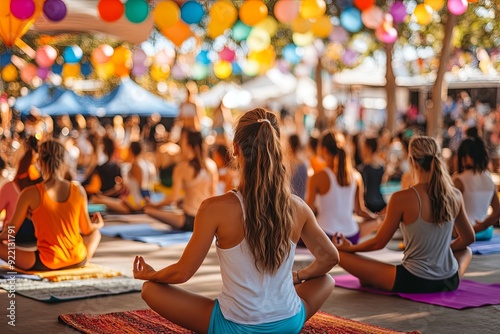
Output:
(31, 182), (87, 269)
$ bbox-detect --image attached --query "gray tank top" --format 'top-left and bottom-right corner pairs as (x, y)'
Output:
(400, 187), (458, 280)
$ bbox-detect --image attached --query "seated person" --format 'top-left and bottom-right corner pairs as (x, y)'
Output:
(0, 140), (103, 271)
(334, 136), (475, 293)
(145, 129), (218, 231)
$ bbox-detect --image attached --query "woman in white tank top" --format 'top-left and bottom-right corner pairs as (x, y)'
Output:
(306, 131), (378, 245)
(333, 136), (474, 293)
(133, 108), (339, 333)
(453, 135), (500, 241)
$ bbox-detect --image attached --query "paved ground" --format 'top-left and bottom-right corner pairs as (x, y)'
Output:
(1, 215), (499, 333)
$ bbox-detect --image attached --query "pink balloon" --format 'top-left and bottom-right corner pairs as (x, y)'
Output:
(10, 0), (35, 20)
(37, 67), (50, 80)
(131, 63), (148, 77)
(132, 48), (147, 65)
(171, 63), (185, 80)
(20, 63), (38, 83)
(361, 6), (383, 29)
(329, 26), (349, 43)
(92, 44), (114, 64)
(375, 26), (398, 44)
(35, 45), (58, 68)
(219, 47), (236, 62)
(274, 0), (299, 23)
(154, 49), (175, 66)
(390, 1), (407, 24)
(448, 0), (468, 16)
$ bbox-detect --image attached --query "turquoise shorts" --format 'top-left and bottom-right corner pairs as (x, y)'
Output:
(208, 299), (306, 334)
(475, 225), (494, 241)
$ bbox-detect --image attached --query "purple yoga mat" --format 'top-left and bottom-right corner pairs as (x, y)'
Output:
(334, 274), (500, 309)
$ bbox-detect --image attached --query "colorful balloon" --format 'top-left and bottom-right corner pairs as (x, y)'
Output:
(0, 0), (44, 47)
(125, 0), (149, 24)
(329, 26), (349, 43)
(242, 59), (259, 76)
(196, 50), (211, 65)
(424, 0), (444, 11)
(131, 63), (147, 77)
(361, 5), (383, 29)
(292, 31), (314, 46)
(160, 20), (192, 47)
(291, 17), (311, 34)
(81, 62), (93, 76)
(10, 0), (35, 20)
(300, 0), (326, 19)
(246, 27), (271, 52)
(239, 0), (268, 26)
(191, 63), (209, 80)
(389, 1), (407, 24)
(274, 0), (299, 23)
(62, 63), (81, 79)
(63, 45), (83, 64)
(375, 25), (398, 44)
(312, 15), (332, 38)
(414, 4), (433, 25)
(213, 60), (232, 79)
(254, 16), (278, 37)
(95, 62), (114, 80)
(448, 0), (468, 15)
(51, 63), (63, 75)
(353, 0), (374, 11)
(43, 0), (66, 21)
(37, 66), (50, 80)
(98, 0), (124, 22)
(340, 7), (362, 33)
(2, 64), (18, 82)
(0, 52), (12, 67)
(209, 0), (237, 28)
(219, 47), (236, 62)
(132, 48), (147, 65)
(21, 63), (38, 83)
(181, 1), (204, 24)
(153, 0), (180, 29)
(282, 44), (303, 65)
(248, 46), (275, 73)
(35, 45), (58, 68)
(231, 20), (251, 41)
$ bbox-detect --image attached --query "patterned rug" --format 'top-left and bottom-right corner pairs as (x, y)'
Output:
(59, 309), (420, 334)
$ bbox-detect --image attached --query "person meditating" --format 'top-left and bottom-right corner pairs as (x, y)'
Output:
(334, 136), (475, 293)
(0, 140), (103, 271)
(133, 108), (339, 333)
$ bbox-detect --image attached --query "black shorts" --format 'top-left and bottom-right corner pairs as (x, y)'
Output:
(29, 251), (87, 271)
(392, 265), (459, 293)
(182, 214), (195, 232)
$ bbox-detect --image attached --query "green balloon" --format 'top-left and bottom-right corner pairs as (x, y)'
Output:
(192, 63), (209, 80)
(125, 0), (149, 24)
(232, 20), (252, 42)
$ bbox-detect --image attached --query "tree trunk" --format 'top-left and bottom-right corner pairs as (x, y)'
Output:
(314, 59), (327, 130)
(429, 13), (457, 138)
(385, 42), (397, 134)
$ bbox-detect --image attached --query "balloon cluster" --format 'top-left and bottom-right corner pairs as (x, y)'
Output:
(7, 0), (66, 22)
(98, 0), (149, 24)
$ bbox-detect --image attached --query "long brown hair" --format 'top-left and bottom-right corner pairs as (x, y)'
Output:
(409, 136), (459, 224)
(320, 130), (352, 186)
(39, 140), (66, 180)
(233, 108), (293, 274)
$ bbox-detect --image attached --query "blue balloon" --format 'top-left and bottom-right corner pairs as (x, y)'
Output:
(51, 63), (63, 75)
(196, 50), (210, 65)
(232, 62), (242, 75)
(181, 1), (205, 24)
(63, 46), (83, 63)
(81, 62), (92, 76)
(0, 52), (11, 67)
(232, 20), (252, 42)
(282, 44), (303, 65)
(340, 7), (362, 33)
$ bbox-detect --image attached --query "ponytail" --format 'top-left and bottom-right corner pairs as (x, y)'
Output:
(234, 108), (293, 274)
(321, 131), (351, 186)
(39, 140), (66, 179)
(183, 129), (206, 177)
(457, 136), (489, 174)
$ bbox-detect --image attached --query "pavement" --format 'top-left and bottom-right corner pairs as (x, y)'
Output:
(1, 215), (499, 334)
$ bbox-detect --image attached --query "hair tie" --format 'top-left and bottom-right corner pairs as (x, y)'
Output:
(257, 118), (271, 125)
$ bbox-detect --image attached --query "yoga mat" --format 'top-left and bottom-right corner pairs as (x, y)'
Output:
(100, 224), (192, 247)
(88, 203), (107, 214)
(0, 276), (142, 303)
(0, 261), (122, 282)
(58, 309), (420, 334)
(470, 234), (500, 255)
(334, 274), (500, 309)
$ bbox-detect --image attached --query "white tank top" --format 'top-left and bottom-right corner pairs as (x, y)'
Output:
(182, 168), (213, 216)
(216, 191), (302, 324)
(453, 170), (496, 226)
(316, 168), (359, 237)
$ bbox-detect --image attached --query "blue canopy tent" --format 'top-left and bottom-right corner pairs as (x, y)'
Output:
(14, 78), (178, 118)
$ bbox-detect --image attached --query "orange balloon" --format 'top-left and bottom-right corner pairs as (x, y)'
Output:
(160, 20), (192, 47)
(0, 0), (44, 47)
(239, 0), (268, 26)
(114, 64), (131, 77)
(206, 20), (227, 39)
(62, 63), (81, 79)
(112, 46), (132, 67)
(210, 0), (237, 28)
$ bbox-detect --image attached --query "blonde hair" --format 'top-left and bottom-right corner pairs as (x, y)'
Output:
(233, 108), (293, 274)
(409, 136), (458, 224)
(39, 139), (66, 179)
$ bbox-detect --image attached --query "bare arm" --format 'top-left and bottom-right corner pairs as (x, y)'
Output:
(353, 171), (377, 219)
(0, 187), (39, 240)
(474, 186), (500, 233)
(451, 191), (475, 251)
(78, 183), (103, 235)
(305, 173), (319, 213)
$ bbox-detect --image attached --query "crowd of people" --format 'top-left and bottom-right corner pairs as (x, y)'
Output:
(0, 88), (498, 331)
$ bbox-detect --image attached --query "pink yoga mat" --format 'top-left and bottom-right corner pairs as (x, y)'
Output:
(334, 274), (500, 309)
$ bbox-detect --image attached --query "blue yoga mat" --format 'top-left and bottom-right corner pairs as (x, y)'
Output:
(100, 224), (191, 247)
(88, 204), (107, 214)
(470, 233), (500, 255)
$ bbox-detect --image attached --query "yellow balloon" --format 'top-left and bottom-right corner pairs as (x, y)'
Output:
(62, 63), (81, 79)
(424, 0), (444, 11)
(242, 59), (260, 76)
(414, 4), (433, 25)
(207, 20), (227, 39)
(210, 0), (237, 28)
(112, 46), (132, 67)
(291, 17), (311, 34)
(115, 64), (131, 77)
(239, 0), (268, 26)
(247, 27), (271, 52)
(213, 60), (232, 79)
(150, 64), (170, 81)
(95, 62), (115, 80)
(311, 15), (332, 38)
(248, 46), (275, 73)
(292, 31), (314, 46)
(254, 16), (278, 37)
(300, 0), (326, 20)
(154, 0), (180, 29)
(2, 64), (18, 82)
